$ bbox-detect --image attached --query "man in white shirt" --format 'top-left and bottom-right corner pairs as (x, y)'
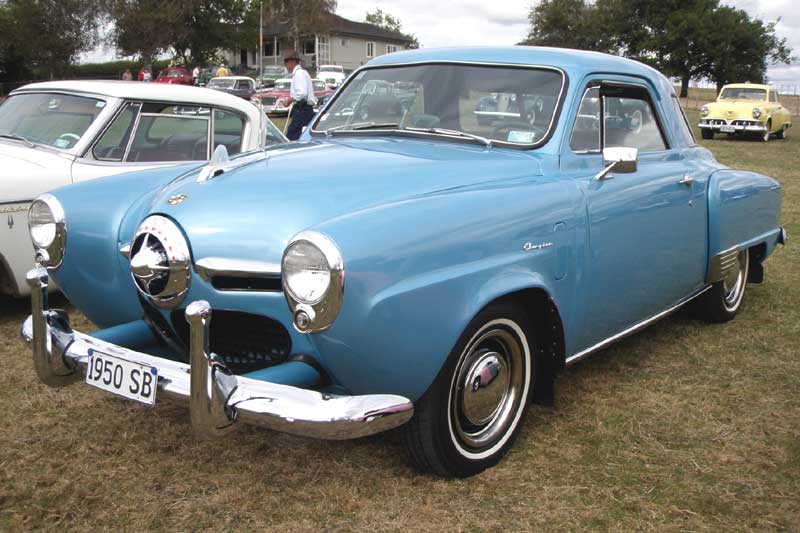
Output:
(192, 66), (200, 85)
(280, 49), (317, 140)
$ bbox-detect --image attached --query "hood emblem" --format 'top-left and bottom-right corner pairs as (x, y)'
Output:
(726, 110), (733, 116)
(167, 194), (188, 206)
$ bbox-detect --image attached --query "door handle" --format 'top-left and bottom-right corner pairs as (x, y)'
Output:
(678, 175), (694, 186)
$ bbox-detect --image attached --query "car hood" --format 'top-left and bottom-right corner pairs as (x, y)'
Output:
(0, 141), (74, 202)
(149, 138), (545, 263)
(707, 100), (764, 118)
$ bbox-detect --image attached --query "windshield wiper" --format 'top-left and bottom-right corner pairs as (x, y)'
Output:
(402, 126), (493, 147)
(0, 133), (36, 148)
(325, 122), (400, 135)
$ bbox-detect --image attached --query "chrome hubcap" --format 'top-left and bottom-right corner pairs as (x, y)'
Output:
(723, 249), (748, 308)
(451, 326), (524, 450)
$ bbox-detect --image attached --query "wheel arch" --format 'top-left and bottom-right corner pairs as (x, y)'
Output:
(0, 251), (20, 297)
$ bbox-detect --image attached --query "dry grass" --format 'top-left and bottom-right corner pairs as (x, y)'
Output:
(1, 110), (798, 531)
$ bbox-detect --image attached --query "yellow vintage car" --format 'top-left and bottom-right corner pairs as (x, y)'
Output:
(698, 83), (792, 142)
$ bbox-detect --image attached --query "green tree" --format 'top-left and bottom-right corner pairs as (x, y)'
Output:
(705, 6), (794, 91)
(1, 0), (104, 79)
(520, 0), (612, 52)
(365, 8), (420, 49)
(265, 0), (337, 49)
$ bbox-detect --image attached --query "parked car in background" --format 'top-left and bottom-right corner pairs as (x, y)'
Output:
(328, 79), (417, 122)
(22, 47), (785, 478)
(251, 78), (333, 115)
(317, 65), (346, 88)
(206, 76), (257, 100)
(256, 65), (288, 89)
(196, 67), (216, 87)
(0, 80), (286, 298)
(698, 83), (792, 141)
(155, 66), (194, 85)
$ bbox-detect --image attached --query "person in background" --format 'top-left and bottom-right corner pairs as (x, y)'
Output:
(279, 49), (317, 141)
(137, 67), (144, 81)
(192, 65), (200, 85)
(216, 63), (229, 77)
(142, 67), (152, 82)
(121, 68), (133, 81)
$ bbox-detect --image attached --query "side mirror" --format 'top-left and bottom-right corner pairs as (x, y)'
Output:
(594, 146), (638, 181)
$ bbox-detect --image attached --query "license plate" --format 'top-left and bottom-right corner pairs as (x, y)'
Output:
(720, 125), (736, 133)
(85, 349), (157, 405)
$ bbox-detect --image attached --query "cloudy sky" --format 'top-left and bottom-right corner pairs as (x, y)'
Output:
(335, 0), (800, 85)
(84, 0), (799, 85)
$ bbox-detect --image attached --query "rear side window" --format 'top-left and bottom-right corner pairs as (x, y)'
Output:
(769, 91), (777, 103)
(214, 109), (245, 153)
(671, 96), (696, 146)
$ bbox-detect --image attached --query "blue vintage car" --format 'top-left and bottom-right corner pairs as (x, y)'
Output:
(22, 47), (786, 478)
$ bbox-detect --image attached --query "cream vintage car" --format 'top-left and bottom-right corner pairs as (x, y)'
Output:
(0, 80), (286, 298)
(698, 83), (792, 141)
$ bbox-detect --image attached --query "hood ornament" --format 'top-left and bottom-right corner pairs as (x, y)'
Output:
(196, 145), (270, 183)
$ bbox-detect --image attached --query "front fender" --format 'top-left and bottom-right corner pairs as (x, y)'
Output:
(308, 175), (577, 401)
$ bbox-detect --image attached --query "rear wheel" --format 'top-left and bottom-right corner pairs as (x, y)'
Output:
(777, 125), (787, 140)
(401, 301), (534, 478)
(696, 249), (749, 323)
(701, 129), (714, 140)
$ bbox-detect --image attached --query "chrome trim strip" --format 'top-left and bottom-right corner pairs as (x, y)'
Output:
(21, 270), (413, 440)
(0, 203), (31, 214)
(565, 286), (711, 366)
(195, 257), (281, 281)
(309, 60), (568, 150)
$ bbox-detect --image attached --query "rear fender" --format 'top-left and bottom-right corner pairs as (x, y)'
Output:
(707, 169), (782, 282)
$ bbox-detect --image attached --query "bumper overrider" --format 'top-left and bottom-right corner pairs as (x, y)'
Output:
(21, 267), (413, 440)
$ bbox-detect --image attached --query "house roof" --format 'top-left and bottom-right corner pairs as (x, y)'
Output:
(263, 13), (411, 45)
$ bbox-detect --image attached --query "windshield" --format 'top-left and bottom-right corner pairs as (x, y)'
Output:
(313, 80), (326, 91)
(320, 66), (342, 73)
(313, 63), (564, 146)
(208, 78), (236, 89)
(273, 80), (291, 90)
(0, 92), (105, 149)
(163, 70), (183, 78)
(720, 87), (766, 101)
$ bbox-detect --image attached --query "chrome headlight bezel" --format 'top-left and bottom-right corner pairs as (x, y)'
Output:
(28, 193), (67, 270)
(281, 231), (344, 333)
(129, 215), (191, 309)
(752, 107), (762, 119)
(700, 105), (709, 117)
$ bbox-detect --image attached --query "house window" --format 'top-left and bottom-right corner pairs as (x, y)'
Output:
(387, 44), (398, 54)
(366, 42), (375, 58)
(340, 38), (348, 47)
(303, 39), (315, 55)
(264, 40), (280, 57)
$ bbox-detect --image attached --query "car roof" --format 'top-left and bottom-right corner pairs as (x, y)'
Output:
(722, 83), (771, 90)
(367, 45), (665, 81)
(319, 65), (343, 69)
(11, 80), (260, 118)
(212, 76), (254, 81)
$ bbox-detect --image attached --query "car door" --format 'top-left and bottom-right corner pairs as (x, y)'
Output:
(564, 81), (707, 349)
(71, 101), (212, 182)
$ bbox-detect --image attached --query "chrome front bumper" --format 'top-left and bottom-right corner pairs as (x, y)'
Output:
(21, 267), (413, 440)
(698, 120), (766, 132)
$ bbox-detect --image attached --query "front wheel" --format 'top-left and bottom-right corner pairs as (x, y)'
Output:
(701, 129), (714, 140)
(696, 249), (749, 323)
(401, 301), (534, 478)
(760, 121), (771, 142)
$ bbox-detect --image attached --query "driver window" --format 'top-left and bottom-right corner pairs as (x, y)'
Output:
(93, 102), (141, 161)
(603, 92), (667, 151)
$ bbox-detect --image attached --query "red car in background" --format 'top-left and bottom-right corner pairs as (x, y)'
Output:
(251, 77), (334, 115)
(154, 67), (193, 85)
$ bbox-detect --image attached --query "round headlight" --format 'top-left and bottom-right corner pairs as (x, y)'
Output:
(752, 108), (761, 119)
(700, 106), (709, 117)
(282, 231), (344, 332)
(28, 194), (66, 269)
(283, 240), (332, 303)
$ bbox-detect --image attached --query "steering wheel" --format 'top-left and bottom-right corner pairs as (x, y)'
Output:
(56, 133), (80, 148)
(491, 121), (546, 142)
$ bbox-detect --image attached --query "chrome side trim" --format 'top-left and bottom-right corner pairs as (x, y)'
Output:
(21, 268), (413, 440)
(565, 286), (711, 366)
(707, 246), (741, 284)
(195, 257), (281, 281)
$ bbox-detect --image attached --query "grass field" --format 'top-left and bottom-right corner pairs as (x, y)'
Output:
(1, 110), (797, 531)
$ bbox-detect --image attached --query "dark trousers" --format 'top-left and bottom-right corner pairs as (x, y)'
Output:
(286, 103), (314, 140)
